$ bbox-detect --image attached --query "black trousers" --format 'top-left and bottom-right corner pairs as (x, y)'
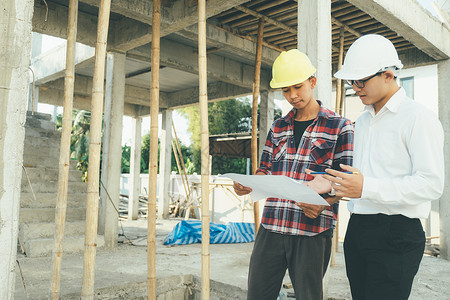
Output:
(247, 225), (332, 300)
(344, 214), (425, 300)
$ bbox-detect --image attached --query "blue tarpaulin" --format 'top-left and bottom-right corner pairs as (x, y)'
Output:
(163, 220), (255, 246)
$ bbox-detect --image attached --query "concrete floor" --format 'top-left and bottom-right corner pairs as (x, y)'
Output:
(14, 218), (450, 299)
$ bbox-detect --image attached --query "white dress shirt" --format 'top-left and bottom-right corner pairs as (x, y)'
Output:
(349, 87), (444, 219)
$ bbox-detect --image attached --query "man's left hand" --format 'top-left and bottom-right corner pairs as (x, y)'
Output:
(296, 202), (328, 219)
(296, 196), (337, 219)
(323, 164), (363, 198)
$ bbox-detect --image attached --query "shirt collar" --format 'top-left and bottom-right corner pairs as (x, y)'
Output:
(364, 87), (406, 115)
(284, 100), (331, 124)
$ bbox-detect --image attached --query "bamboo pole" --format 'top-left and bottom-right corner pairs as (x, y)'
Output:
(80, 0), (111, 298)
(172, 121), (191, 196)
(251, 19), (264, 235)
(331, 30), (344, 268)
(50, 0), (78, 298)
(340, 75), (346, 116)
(335, 27), (345, 115)
(148, 0), (161, 299)
(198, 0), (210, 298)
(171, 138), (189, 197)
(335, 216), (339, 252)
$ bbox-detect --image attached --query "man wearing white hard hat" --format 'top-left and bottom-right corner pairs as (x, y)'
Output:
(233, 49), (354, 299)
(323, 34), (445, 299)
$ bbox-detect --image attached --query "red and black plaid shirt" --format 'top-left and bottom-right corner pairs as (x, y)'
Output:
(257, 102), (354, 236)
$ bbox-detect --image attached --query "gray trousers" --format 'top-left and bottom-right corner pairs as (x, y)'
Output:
(247, 225), (332, 300)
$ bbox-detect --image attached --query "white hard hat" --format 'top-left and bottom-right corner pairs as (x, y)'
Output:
(334, 34), (403, 80)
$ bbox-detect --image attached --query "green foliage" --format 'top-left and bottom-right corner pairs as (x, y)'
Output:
(179, 97), (282, 175)
(208, 98), (252, 134)
(212, 157), (248, 175)
(121, 145), (131, 173)
(179, 98), (252, 174)
(56, 110), (92, 181)
(140, 132), (151, 173)
(138, 133), (192, 174)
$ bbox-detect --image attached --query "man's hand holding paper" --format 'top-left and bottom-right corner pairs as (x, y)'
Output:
(224, 173), (330, 206)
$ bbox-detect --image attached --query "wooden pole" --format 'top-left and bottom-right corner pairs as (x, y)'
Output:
(339, 73), (346, 116)
(171, 138), (189, 197)
(172, 121), (191, 196)
(198, 0), (210, 299)
(80, 0), (111, 298)
(331, 30), (344, 266)
(251, 19), (264, 234)
(339, 78), (345, 115)
(335, 27), (345, 115)
(50, 0), (78, 298)
(148, 0), (161, 299)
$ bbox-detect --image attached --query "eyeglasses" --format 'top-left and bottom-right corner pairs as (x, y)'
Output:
(345, 72), (383, 88)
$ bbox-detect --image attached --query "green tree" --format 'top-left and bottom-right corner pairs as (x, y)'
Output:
(56, 110), (92, 181)
(121, 145), (131, 173)
(179, 98), (250, 174)
(179, 97), (282, 175)
(139, 133), (193, 174)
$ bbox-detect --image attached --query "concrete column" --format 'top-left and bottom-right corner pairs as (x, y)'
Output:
(297, 0), (332, 109)
(28, 33), (42, 113)
(158, 109), (173, 219)
(259, 90), (274, 160)
(99, 53), (126, 249)
(438, 59), (450, 260)
(98, 64), (112, 235)
(0, 0), (33, 299)
(27, 83), (39, 113)
(298, 3), (332, 295)
(128, 116), (142, 220)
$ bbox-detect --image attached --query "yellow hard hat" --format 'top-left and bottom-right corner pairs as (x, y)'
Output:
(270, 49), (316, 89)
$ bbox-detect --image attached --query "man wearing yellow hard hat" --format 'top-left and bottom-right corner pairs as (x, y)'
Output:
(324, 34), (444, 300)
(233, 49), (354, 299)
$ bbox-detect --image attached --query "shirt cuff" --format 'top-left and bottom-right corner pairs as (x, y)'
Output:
(361, 176), (379, 200)
(256, 168), (270, 175)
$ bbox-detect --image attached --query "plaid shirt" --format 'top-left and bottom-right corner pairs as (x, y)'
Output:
(257, 102), (354, 236)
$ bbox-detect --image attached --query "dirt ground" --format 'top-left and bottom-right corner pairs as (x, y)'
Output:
(15, 218), (450, 299)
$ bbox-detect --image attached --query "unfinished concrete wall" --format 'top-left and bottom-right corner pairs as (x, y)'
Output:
(0, 0), (34, 298)
(439, 59), (450, 260)
(298, 0), (332, 109)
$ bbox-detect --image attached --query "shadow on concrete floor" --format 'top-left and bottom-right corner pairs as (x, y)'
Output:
(15, 218), (450, 299)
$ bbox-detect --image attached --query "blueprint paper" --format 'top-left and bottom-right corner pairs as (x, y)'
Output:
(221, 173), (329, 206)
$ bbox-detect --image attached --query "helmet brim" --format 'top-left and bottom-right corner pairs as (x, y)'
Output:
(270, 75), (311, 89)
(334, 68), (378, 80)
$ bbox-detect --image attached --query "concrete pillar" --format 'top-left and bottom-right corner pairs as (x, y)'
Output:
(27, 82), (39, 113)
(99, 53), (126, 249)
(438, 58), (450, 260)
(259, 90), (274, 160)
(128, 116), (142, 220)
(0, 0), (33, 299)
(298, 3), (332, 295)
(158, 109), (173, 219)
(297, 0), (332, 109)
(99, 66), (112, 235)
